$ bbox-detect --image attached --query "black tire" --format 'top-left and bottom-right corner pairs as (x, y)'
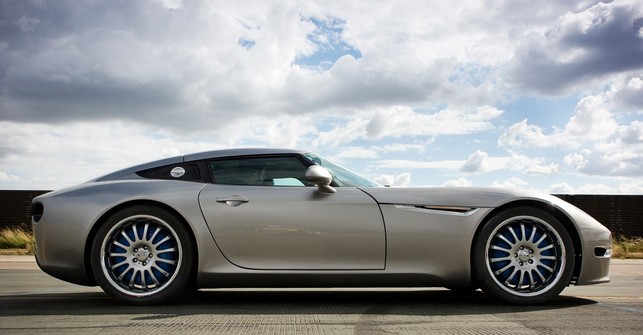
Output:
(472, 207), (575, 305)
(90, 205), (194, 305)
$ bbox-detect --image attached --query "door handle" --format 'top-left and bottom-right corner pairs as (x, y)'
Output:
(216, 196), (249, 207)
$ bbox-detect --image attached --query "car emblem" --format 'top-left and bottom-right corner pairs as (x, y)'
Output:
(170, 166), (186, 178)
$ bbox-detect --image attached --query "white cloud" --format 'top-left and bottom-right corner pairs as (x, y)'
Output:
(312, 106), (502, 147)
(614, 75), (643, 113)
(375, 143), (431, 154)
(152, 0), (183, 10)
(0, 171), (19, 182)
(548, 183), (575, 194)
(442, 177), (473, 187)
(0, 121), (219, 189)
(336, 147), (379, 159)
(548, 180), (643, 194)
(373, 173), (411, 187)
(565, 95), (619, 139)
(575, 183), (615, 194)
(524, 162), (559, 175)
(0, 1), (641, 193)
(365, 106), (503, 140)
(221, 114), (318, 149)
(616, 180), (643, 194)
(499, 92), (618, 149)
(379, 150), (558, 177)
(460, 150), (488, 173)
(564, 121), (643, 177)
(563, 151), (589, 171)
(497, 120), (550, 148)
(507, 0), (643, 94)
(492, 177), (530, 189)
(376, 160), (462, 170)
(0, 0), (512, 134)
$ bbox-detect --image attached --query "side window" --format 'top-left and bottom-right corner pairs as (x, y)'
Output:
(210, 156), (310, 186)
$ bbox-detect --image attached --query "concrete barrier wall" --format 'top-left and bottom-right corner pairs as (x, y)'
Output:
(554, 194), (643, 238)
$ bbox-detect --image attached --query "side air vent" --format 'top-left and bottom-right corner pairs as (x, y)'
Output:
(32, 202), (44, 223)
(416, 205), (475, 213)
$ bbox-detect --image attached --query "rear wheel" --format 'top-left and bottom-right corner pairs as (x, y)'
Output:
(472, 207), (575, 304)
(90, 205), (193, 305)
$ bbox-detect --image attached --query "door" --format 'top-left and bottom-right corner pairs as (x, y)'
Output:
(198, 155), (386, 270)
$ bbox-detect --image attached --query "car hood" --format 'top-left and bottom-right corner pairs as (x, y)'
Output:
(360, 187), (560, 208)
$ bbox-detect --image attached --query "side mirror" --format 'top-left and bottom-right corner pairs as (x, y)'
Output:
(305, 165), (336, 193)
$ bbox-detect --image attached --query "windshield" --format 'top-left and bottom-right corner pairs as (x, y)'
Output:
(302, 152), (381, 188)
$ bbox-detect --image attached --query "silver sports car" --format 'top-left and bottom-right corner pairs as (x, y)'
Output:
(33, 148), (611, 305)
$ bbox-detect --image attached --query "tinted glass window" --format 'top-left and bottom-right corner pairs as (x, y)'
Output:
(302, 152), (381, 187)
(210, 156), (310, 186)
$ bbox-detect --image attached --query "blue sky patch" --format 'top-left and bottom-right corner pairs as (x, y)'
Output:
(238, 37), (256, 50)
(296, 16), (362, 70)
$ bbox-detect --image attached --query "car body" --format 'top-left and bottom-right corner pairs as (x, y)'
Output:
(32, 148), (612, 305)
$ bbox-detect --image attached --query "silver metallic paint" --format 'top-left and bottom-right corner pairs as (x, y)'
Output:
(199, 185), (385, 270)
(33, 148), (611, 293)
(35, 180), (216, 285)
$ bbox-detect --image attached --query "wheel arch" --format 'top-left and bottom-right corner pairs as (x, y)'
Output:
(83, 199), (199, 287)
(470, 199), (583, 285)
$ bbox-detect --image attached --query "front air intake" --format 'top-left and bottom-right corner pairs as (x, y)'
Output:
(594, 247), (611, 257)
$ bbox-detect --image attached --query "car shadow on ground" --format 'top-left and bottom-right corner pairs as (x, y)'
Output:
(0, 289), (597, 318)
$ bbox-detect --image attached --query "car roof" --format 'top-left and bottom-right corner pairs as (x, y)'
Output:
(93, 148), (306, 182)
(184, 148), (305, 161)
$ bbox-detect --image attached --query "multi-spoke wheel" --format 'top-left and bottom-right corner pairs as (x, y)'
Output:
(91, 206), (193, 305)
(473, 207), (574, 304)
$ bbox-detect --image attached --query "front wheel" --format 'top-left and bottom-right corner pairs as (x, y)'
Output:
(472, 207), (575, 304)
(90, 205), (194, 305)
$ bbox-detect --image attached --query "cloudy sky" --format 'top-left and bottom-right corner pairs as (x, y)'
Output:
(1, 0), (642, 193)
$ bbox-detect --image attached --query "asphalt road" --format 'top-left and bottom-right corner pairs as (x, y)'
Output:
(0, 256), (641, 334)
